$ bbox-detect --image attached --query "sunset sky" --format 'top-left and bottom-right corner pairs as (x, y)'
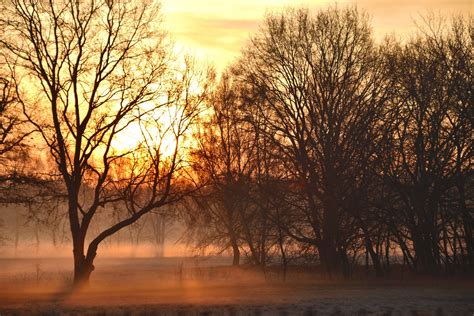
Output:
(161, 0), (472, 70)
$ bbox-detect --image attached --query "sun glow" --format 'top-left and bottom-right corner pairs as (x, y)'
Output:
(162, 0), (473, 71)
(112, 106), (181, 158)
(109, 61), (209, 163)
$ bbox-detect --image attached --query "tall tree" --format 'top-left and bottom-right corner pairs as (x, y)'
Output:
(237, 7), (389, 276)
(382, 15), (473, 273)
(0, 0), (204, 285)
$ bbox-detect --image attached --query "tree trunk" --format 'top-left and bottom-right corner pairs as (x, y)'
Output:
(73, 253), (95, 286)
(70, 221), (94, 286)
(364, 234), (383, 277)
(14, 208), (20, 257)
(321, 203), (340, 277)
(231, 239), (240, 266)
(458, 181), (473, 269)
(318, 238), (339, 278)
(73, 236), (99, 287)
(278, 227), (288, 281)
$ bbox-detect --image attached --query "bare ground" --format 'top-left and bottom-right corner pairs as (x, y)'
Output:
(0, 257), (472, 315)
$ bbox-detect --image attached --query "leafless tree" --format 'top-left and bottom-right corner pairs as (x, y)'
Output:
(236, 7), (390, 276)
(184, 73), (251, 265)
(380, 15), (473, 274)
(0, 58), (37, 201)
(0, 0), (207, 286)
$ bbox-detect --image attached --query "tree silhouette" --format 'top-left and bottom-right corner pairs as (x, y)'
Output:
(0, 0), (206, 285)
(236, 7), (390, 276)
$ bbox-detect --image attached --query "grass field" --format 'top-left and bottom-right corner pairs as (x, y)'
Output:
(0, 257), (472, 315)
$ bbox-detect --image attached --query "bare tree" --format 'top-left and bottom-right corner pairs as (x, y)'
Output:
(237, 7), (390, 276)
(0, 0), (206, 286)
(380, 15), (473, 274)
(185, 72), (251, 265)
(0, 58), (36, 202)
(0, 76), (26, 157)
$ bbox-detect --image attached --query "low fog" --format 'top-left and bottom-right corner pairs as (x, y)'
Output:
(0, 0), (472, 314)
(0, 204), (192, 258)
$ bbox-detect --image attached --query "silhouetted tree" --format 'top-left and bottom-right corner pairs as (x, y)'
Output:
(381, 15), (473, 274)
(0, 0), (206, 286)
(185, 73), (250, 265)
(237, 7), (390, 277)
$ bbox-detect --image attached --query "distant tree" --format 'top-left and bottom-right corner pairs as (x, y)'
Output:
(186, 68), (303, 269)
(185, 73), (252, 265)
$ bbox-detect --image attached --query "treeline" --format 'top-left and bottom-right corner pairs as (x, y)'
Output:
(183, 8), (473, 277)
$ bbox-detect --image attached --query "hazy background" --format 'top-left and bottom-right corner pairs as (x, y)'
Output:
(161, 0), (473, 70)
(0, 204), (193, 258)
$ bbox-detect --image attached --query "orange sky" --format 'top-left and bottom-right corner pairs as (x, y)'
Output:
(161, 0), (472, 70)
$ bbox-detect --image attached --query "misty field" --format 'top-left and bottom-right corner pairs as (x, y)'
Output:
(0, 0), (473, 315)
(0, 257), (472, 316)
